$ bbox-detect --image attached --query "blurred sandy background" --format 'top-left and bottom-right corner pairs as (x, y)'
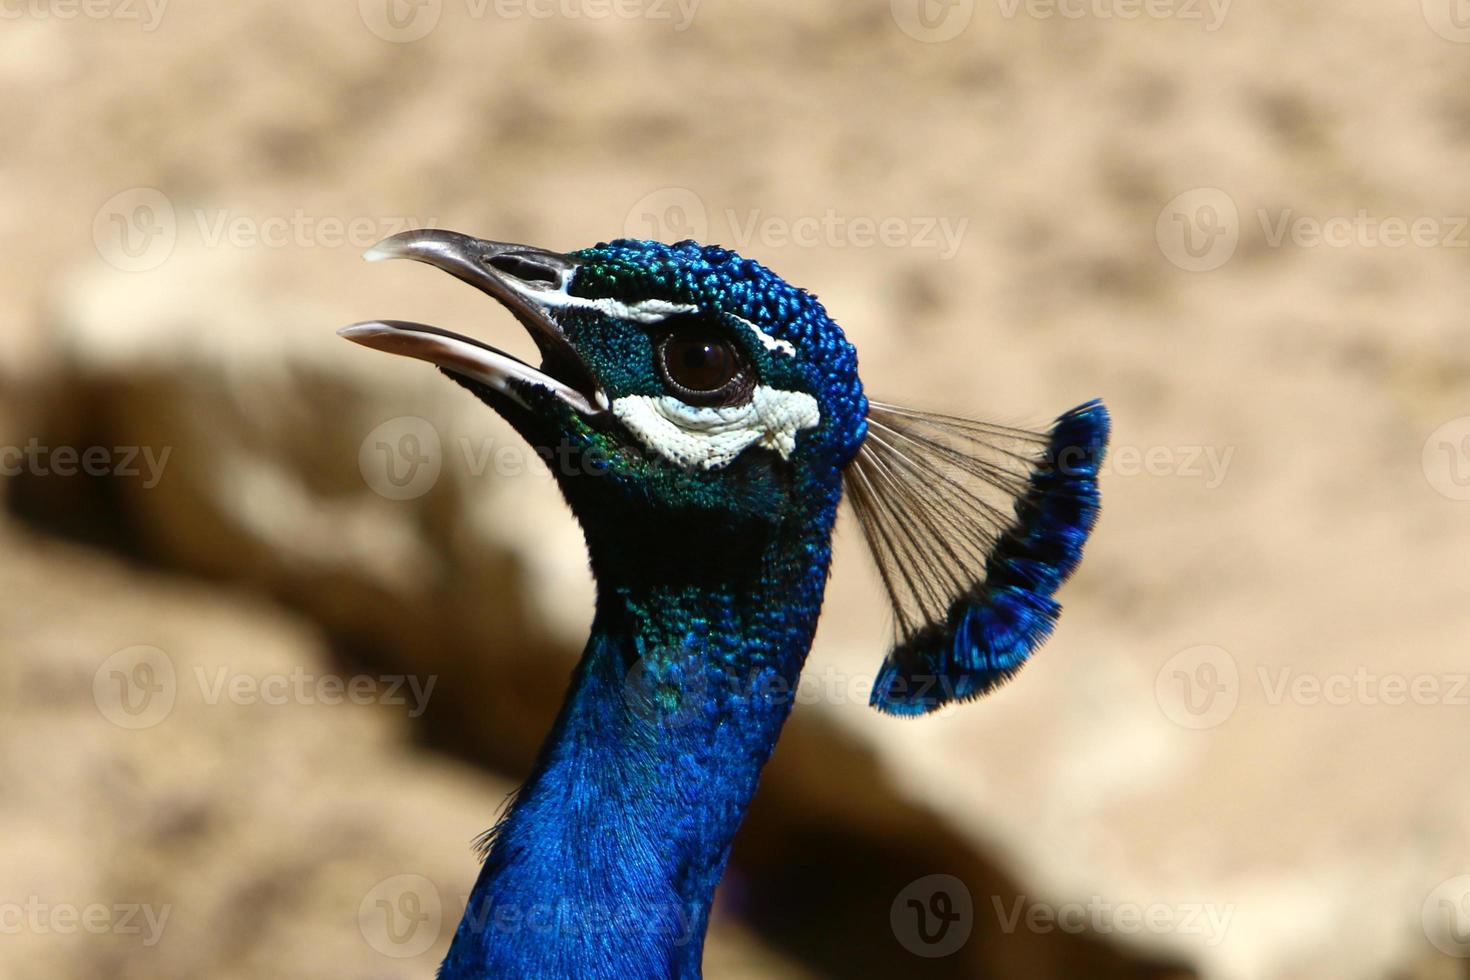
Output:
(3, 1), (1470, 977)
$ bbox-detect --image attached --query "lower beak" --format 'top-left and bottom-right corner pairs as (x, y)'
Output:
(339, 229), (607, 416)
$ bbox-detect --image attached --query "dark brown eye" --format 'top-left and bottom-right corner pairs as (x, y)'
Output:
(657, 334), (745, 402)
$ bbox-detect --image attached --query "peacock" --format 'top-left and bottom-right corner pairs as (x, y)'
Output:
(341, 229), (1108, 979)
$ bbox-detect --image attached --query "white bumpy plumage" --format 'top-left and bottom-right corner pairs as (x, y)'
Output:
(612, 387), (821, 470)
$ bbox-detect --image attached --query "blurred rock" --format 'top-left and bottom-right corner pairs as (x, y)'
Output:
(0, 527), (811, 979)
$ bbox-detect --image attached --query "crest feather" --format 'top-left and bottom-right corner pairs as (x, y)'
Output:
(846, 399), (1109, 716)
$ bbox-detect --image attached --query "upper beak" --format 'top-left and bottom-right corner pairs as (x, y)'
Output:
(339, 229), (607, 415)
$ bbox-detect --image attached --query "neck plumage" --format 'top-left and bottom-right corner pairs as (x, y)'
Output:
(439, 491), (839, 980)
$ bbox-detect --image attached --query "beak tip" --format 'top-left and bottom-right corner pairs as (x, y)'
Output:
(338, 321), (386, 343)
(364, 228), (439, 263)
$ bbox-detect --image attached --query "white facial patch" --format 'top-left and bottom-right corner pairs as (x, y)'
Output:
(729, 314), (796, 358)
(612, 387), (821, 471)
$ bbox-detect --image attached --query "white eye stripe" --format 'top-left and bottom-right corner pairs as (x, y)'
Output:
(505, 274), (799, 357)
(502, 274), (700, 324)
(728, 314), (797, 358)
(612, 387), (821, 471)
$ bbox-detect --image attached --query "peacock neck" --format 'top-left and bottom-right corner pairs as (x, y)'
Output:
(440, 487), (841, 980)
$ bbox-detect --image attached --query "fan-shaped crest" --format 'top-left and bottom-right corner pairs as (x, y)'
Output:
(846, 399), (1109, 715)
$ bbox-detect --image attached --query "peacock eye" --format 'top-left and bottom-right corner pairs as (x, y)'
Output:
(656, 333), (749, 404)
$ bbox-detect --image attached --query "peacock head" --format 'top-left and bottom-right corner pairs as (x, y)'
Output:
(343, 230), (866, 531)
(344, 229), (1108, 715)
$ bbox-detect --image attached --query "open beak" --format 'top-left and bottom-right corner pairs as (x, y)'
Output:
(339, 229), (607, 416)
